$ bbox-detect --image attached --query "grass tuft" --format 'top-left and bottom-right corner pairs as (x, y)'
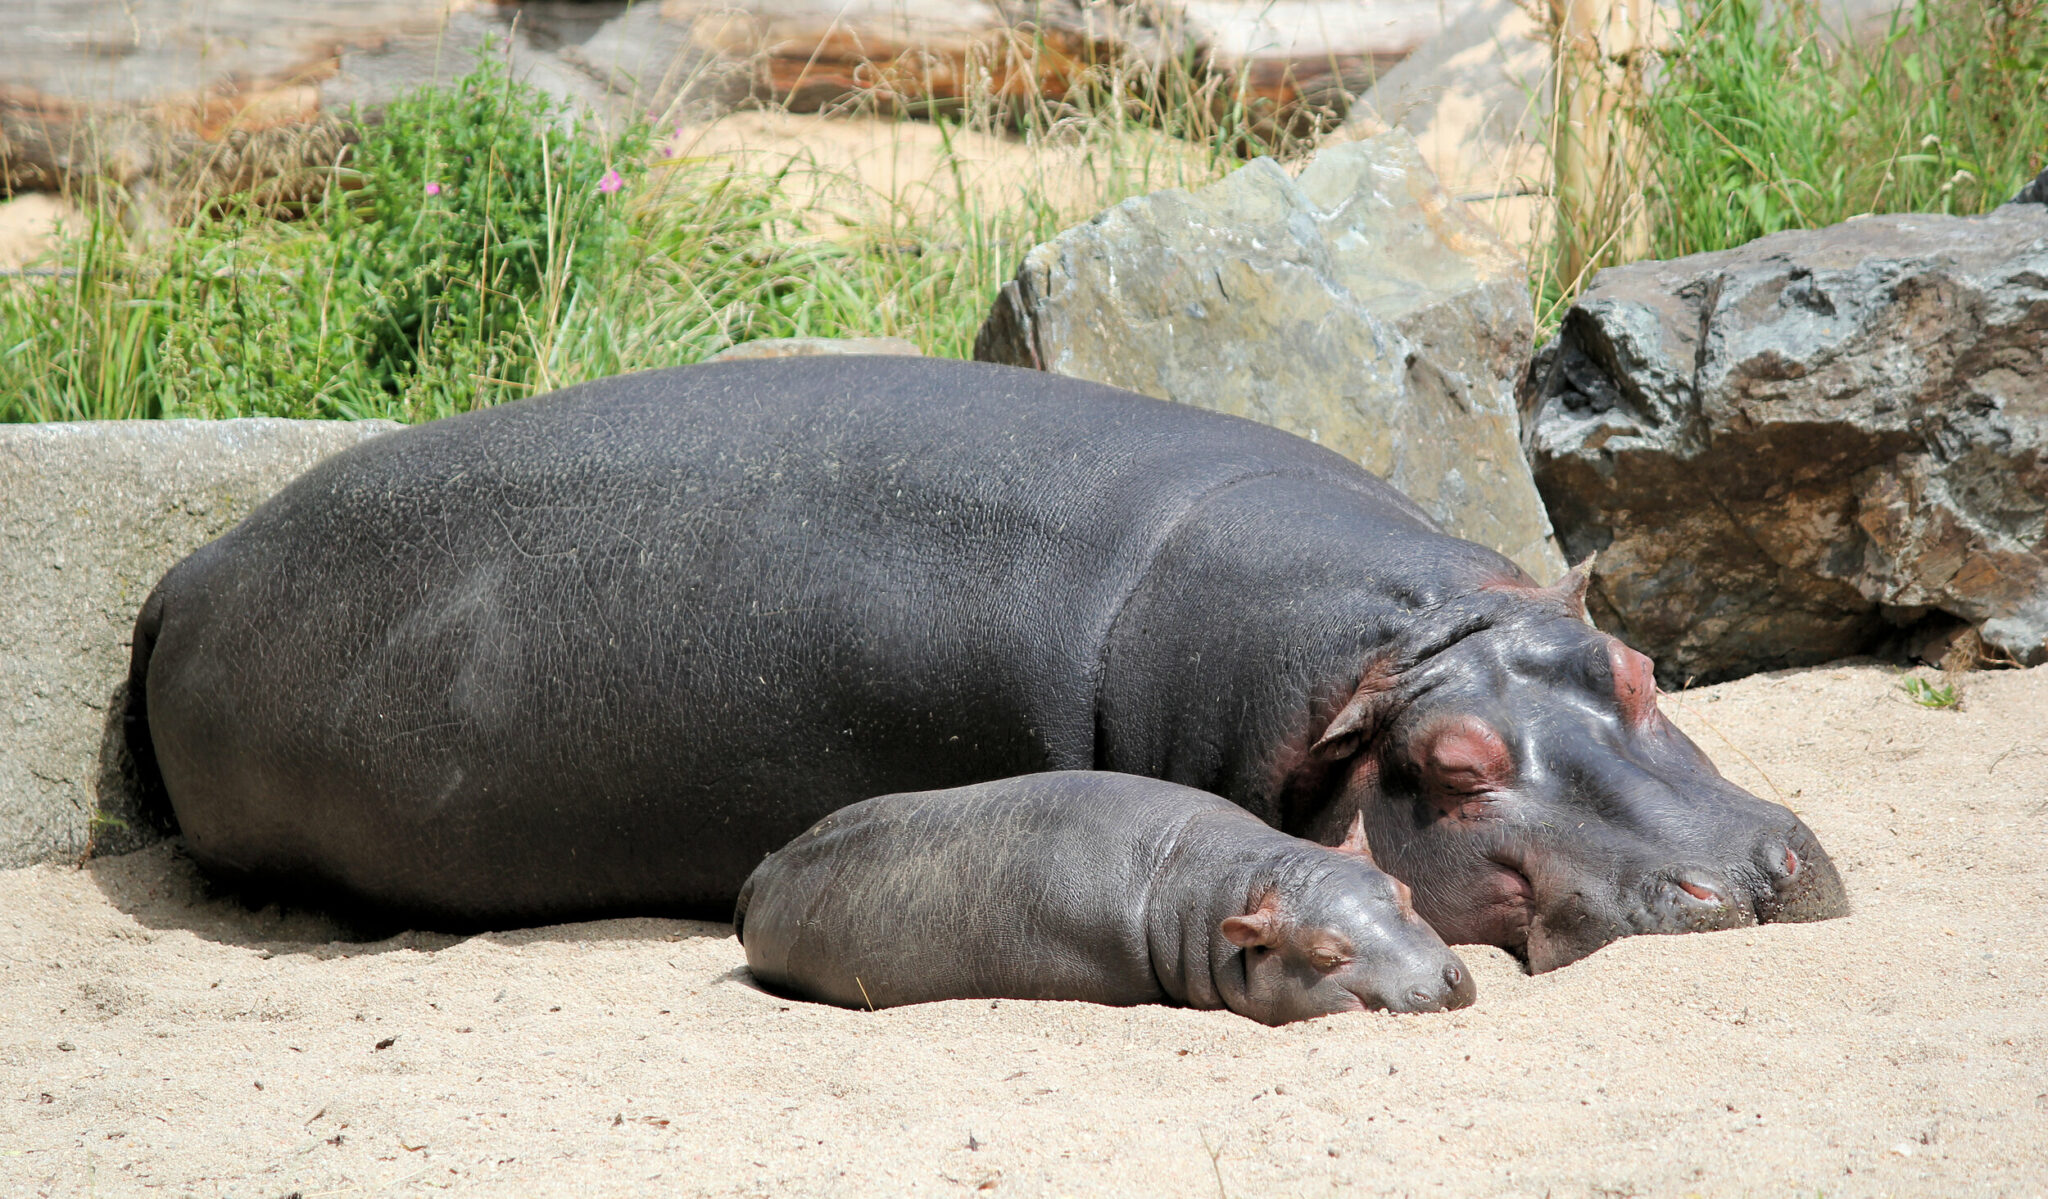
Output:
(1900, 675), (1962, 709)
(1536, 0), (2048, 328)
(2, 40), (1255, 423)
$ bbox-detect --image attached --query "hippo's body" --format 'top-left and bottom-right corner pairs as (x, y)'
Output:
(130, 357), (1847, 969)
(735, 772), (1474, 1024)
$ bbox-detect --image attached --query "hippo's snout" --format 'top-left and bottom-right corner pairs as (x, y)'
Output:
(1677, 822), (1851, 931)
(1755, 823), (1849, 924)
(1365, 960), (1476, 1014)
(1636, 825), (1848, 940)
(1518, 815), (1851, 973)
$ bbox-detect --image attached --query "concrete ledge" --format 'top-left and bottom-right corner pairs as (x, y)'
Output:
(1, 418), (398, 867)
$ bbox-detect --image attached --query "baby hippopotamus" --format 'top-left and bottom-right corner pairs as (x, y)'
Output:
(734, 772), (1476, 1025)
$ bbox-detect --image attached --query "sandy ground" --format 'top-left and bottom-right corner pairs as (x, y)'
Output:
(3, 660), (2045, 1197)
(0, 195), (78, 271)
(663, 110), (1219, 237)
(663, 108), (1547, 256)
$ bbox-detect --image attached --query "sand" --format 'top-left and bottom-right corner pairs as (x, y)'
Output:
(0, 195), (77, 272)
(3, 660), (2045, 1197)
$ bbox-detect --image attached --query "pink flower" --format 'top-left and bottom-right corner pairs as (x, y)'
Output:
(425, 181), (442, 196)
(597, 169), (624, 195)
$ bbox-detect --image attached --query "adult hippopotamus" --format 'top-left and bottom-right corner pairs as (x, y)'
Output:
(127, 356), (1847, 970)
(736, 772), (1475, 1023)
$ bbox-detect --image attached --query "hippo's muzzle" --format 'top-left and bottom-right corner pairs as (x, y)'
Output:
(1643, 818), (1847, 934)
(1517, 817), (1849, 973)
(1754, 821), (1849, 925)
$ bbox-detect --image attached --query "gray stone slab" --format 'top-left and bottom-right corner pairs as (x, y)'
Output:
(0, 418), (396, 867)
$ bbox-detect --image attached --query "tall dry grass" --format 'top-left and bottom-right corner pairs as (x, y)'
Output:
(1533, 0), (2048, 326)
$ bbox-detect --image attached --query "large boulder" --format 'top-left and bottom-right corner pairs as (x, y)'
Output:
(0, 419), (396, 867)
(974, 131), (1565, 580)
(1526, 202), (2048, 683)
(1330, 0), (1555, 253)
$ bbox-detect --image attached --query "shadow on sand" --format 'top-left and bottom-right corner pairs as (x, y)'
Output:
(86, 839), (736, 960)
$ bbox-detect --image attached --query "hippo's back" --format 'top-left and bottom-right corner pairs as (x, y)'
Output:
(138, 357), (1431, 926)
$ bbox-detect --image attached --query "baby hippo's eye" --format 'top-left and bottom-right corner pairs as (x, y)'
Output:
(1308, 946), (1348, 972)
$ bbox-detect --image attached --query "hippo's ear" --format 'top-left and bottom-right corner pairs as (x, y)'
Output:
(1333, 811), (1378, 866)
(1546, 554), (1597, 623)
(1220, 891), (1284, 949)
(1311, 660), (1398, 757)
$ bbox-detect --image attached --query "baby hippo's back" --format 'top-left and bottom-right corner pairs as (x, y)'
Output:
(734, 772), (1475, 1023)
(736, 772), (1213, 1010)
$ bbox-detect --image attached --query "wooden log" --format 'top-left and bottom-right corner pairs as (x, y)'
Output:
(1551, 0), (1653, 287)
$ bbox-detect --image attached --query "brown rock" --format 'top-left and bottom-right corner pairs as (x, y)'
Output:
(668, 0), (1128, 115)
(1527, 203), (2048, 681)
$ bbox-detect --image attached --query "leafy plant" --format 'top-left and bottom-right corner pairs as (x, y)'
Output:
(1900, 675), (1961, 709)
(3, 46), (653, 422)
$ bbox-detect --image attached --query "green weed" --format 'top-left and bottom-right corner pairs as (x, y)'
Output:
(1900, 675), (1962, 709)
(3, 49), (651, 421)
(1647, 0), (2047, 256)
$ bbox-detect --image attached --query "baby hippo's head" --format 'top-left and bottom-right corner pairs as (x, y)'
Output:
(1221, 817), (1476, 1026)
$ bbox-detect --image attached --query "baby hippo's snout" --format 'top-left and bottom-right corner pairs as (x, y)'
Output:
(1364, 959), (1475, 1015)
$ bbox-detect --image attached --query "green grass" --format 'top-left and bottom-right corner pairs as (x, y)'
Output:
(6, 0), (2044, 420)
(1537, 0), (2048, 326)
(1646, 0), (2048, 255)
(0, 44), (1257, 424)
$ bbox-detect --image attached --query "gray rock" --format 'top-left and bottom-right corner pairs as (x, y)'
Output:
(974, 132), (1565, 580)
(0, 419), (397, 867)
(1526, 204), (2048, 683)
(1344, 0), (1551, 195)
(707, 336), (922, 362)
(2012, 166), (2048, 206)
(565, 5), (751, 124)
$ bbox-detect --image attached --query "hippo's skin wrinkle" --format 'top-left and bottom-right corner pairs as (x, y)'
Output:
(128, 357), (1847, 971)
(735, 772), (1475, 1025)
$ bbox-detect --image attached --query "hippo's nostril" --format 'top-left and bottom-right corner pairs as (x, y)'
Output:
(1443, 964), (1464, 991)
(1676, 879), (1720, 903)
(1408, 988), (1437, 1009)
(1784, 847), (1800, 877)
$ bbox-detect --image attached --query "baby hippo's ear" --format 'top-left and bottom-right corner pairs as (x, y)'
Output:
(1333, 811), (1377, 866)
(1333, 812), (1418, 917)
(1220, 891), (1284, 949)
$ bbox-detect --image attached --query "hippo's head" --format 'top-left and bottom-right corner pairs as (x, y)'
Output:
(1220, 818), (1477, 1024)
(1303, 565), (1849, 974)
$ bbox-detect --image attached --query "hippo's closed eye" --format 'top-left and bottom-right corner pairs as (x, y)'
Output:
(1414, 716), (1515, 818)
(1307, 943), (1351, 972)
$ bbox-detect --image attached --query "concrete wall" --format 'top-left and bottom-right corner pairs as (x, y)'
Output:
(1, 419), (397, 867)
